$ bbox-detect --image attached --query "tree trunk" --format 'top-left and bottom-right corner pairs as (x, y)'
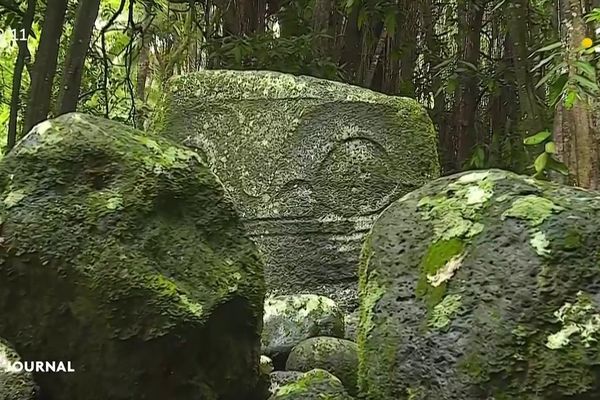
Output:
(57, 0), (102, 115)
(6, 0), (36, 152)
(507, 0), (545, 136)
(553, 0), (600, 189)
(450, 0), (485, 171)
(312, 0), (334, 55)
(339, 6), (362, 83)
(135, 26), (152, 128)
(396, 0), (419, 96)
(23, 0), (69, 133)
(215, 0), (265, 36)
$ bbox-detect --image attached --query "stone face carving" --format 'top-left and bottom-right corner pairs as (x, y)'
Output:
(154, 70), (440, 308)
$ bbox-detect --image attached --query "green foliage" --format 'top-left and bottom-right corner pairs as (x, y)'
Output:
(206, 33), (340, 80)
(523, 130), (569, 178)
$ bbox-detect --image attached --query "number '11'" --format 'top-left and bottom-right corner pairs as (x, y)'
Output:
(10, 29), (27, 41)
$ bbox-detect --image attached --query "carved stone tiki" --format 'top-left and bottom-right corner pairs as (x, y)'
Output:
(154, 70), (440, 309)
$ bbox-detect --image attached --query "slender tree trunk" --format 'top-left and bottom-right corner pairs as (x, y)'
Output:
(507, 0), (544, 136)
(57, 0), (102, 115)
(215, 0), (265, 36)
(312, 0), (334, 55)
(364, 27), (387, 88)
(553, 0), (600, 189)
(136, 27), (152, 128)
(6, 0), (36, 152)
(339, 6), (362, 83)
(396, 0), (419, 96)
(23, 0), (69, 133)
(450, 0), (485, 170)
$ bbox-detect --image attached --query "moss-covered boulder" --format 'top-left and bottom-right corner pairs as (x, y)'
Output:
(0, 339), (38, 400)
(153, 70), (440, 308)
(269, 371), (304, 395)
(357, 169), (600, 399)
(263, 294), (344, 368)
(269, 369), (354, 400)
(286, 336), (358, 395)
(0, 113), (265, 400)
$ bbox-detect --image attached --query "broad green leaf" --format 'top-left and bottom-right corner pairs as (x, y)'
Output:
(523, 130), (551, 145)
(564, 89), (578, 109)
(545, 141), (557, 154)
(534, 152), (549, 173)
(573, 74), (600, 92)
(549, 74), (568, 106)
(535, 62), (567, 89)
(548, 157), (569, 175)
(531, 53), (558, 71)
(384, 12), (397, 35)
(575, 61), (596, 79)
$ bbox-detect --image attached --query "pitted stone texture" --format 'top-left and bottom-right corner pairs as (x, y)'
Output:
(0, 113), (265, 400)
(0, 339), (38, 400)
(269, 369), (354, 400)
(269, 371), (304, 396)
(154, 70), (440, 308)
(358, 169), (600, 399)
(262, 294), (344, 368)
(286, 336), (359, 396)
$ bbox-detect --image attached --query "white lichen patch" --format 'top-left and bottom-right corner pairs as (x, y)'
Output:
(419, 176), (493, 241)
(457, 170), (491, 184)
(0, 343), (14, 373)
(427, 253), (466, 287)
(546, 291), (600, 349)
(502, 195), (564, 226)
(530, 230), (551, 256)
(259, 355), (274, 374)
(106, 196), (123, 211)
(3, 189), (27, 209)
(465, 186), (492, 205)
(263, 294), (339, 321)
(429, 294), (462, 329)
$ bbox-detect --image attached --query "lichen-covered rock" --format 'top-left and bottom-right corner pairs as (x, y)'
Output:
(343, 310), (360, 341)
(262, 294), (344, 368)
(269, 371), (304, 395)
(0, 339), (38, 400)
(357, 169), (600, 399)
(153, 70), (440, 309)
(286, 336), (358, 395)
(269, 369), (354, 400)
(0, 113), (265, 400)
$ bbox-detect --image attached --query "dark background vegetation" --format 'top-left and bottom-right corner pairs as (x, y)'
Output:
(1, 0), (600, 187)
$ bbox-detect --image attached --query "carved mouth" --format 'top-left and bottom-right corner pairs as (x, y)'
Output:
(243, 214), (377, 237)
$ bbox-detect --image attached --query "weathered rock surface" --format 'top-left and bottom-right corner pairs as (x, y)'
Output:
(0, 113), (265, 400)
(358, 169), (600, 399)
(262, 294), (344, 368)
(343, 309), (360, 341)
(154, 70), (440, 309)
(269, 371), (304, 395)
(286, 336), (358, 395)
(0, 339), (38, 400)
(269, 369), (354, 400)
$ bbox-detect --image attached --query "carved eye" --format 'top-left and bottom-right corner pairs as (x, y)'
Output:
(314, 137), (396, 216)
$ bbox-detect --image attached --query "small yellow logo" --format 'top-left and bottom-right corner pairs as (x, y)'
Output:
(582, 37), (594, 49)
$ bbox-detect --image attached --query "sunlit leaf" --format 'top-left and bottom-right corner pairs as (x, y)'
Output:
(524, 130), (551, 145)
(532, 41), (562, 55)
(545, 141), (556, 154)
(534, 152), (549, 173)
